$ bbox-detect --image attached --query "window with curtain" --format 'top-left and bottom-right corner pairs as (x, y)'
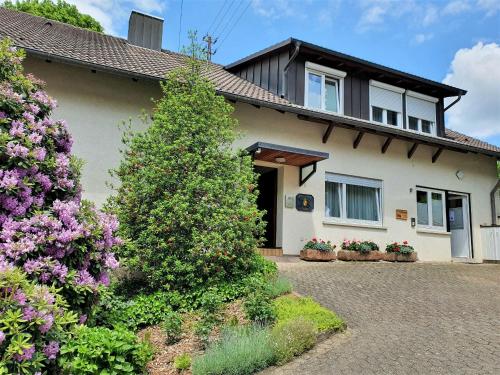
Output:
(416, 188), (446, 231)
(325, 173), (382, 225)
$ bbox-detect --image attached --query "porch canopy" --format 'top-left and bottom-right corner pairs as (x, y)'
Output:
(247, 142), (329, 186)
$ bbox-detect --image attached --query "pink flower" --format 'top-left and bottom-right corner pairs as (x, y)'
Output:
(0, 331), (5, 344)
(14, 344), (35, 362)
(43, 341), (59, 360)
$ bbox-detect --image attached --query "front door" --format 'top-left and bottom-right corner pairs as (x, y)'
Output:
(448, 193), (471, 258)
(255, 166), (277, 248)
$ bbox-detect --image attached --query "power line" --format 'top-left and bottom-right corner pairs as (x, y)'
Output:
(210, 0), (237, 37)
(206, 0), (228, 36)
(177, 0), (184, 51)
(215, 0), (251, 52)
(214, 0), (245, 41)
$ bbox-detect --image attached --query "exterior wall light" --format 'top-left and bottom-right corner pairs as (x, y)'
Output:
(456, 170), (465, 180)
(275, 157), (286, 163)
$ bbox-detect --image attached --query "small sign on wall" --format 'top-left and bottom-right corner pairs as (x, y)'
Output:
(285, 195), (295, 209)
(396, 209), (408, 220)
(296, 194), (314, 212)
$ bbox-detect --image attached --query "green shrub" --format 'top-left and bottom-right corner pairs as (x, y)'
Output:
(199, 288), (224, 315)
(92, 291), (177, 331)
(174, 353), (192, 372)
(108, 37), (266, 292)
(243, 292), (276, 325)
(162, 311), (183, 344)
(273, 295), (345, 333)
(58, 326), (153, 374)
(263, 276), (292, 298)
(271, 318), (317, 365)
(192, 325), (274, 375)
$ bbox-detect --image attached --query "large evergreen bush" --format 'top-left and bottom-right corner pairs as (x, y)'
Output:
(109, 45), (265, 291)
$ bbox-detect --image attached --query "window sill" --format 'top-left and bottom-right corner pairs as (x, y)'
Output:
(323, 220), (387, 230)
(416, 228), (450, 235)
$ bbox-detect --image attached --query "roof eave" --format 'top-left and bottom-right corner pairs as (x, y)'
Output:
(221, 91), (499, 159)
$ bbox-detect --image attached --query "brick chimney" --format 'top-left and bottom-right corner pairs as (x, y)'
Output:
(127, 10), (163, 51)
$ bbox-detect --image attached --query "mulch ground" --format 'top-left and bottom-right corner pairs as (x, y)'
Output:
(137, 300), (248, 375)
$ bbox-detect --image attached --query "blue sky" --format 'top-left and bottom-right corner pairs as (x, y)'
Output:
(70, 0), (500, 146)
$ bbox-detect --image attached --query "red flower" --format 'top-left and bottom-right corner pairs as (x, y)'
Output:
(312, 237), (317, 242)
(395, 247), (400, 252)
(403, 240), (408, 245)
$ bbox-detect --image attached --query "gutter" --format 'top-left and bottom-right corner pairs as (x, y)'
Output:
(281, 41), (301, 98)
(491, 180), (500, 225)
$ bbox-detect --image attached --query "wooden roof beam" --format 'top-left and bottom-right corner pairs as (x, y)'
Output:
(407, 143), (418, 159)
(381, 137), (393, 154)
(432, 148), (443, 163)
(353, 131), (364, 149)
(322, 123), (335, 144)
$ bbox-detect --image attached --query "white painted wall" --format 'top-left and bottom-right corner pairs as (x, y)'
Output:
(233, 103), (498, 262)
(23, 58), (498, 262)
(24, 57), (161, 206)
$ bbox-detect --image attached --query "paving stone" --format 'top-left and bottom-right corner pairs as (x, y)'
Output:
(262, 261), (500, 375)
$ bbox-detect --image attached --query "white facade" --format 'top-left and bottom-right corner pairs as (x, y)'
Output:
(24, 57), (499, 262)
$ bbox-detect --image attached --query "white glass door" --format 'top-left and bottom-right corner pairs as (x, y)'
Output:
(448, 193), (471, 258)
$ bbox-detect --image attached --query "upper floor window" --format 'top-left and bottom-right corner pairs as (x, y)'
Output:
(406, 91), (438, 136)
(305, 62), (346, 114)
(369, 80), (404, 128)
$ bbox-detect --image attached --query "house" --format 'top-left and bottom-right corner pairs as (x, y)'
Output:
(1, 8), (499, 262)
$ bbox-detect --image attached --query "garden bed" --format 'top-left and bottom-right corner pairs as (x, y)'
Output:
(337, 250), (383, 261)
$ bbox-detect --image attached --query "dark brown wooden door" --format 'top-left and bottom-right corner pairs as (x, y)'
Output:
(255, 166), (278, 248)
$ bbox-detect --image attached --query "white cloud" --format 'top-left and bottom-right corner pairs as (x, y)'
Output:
(477, 0), (500, 16)
(64, 0), (167, 35)
(316, 0), (342, 27)
(414, 33), (433, 44)
(443, 43), (500, 139)
(356, 0), (420, 32)
(442, 0), (471, 15)
(422, 5), (438, 26)
(251, 0), (301, 20)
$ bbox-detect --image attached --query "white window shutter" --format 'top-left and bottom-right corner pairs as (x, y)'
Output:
(369, 85), (403, 113)
(406, 95), (436, 122)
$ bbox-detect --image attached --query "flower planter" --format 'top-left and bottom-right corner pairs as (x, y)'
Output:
(384, 252), (418, 262)
(337, 250), (383, 261)
(300, 249), (336, 262)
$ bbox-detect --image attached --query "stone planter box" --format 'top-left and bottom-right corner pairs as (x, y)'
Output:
(337, 250), (383, 261)
(300, 249), (336, 262)
(384, 252), (418, 262)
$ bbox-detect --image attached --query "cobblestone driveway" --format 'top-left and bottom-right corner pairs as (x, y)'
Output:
(263, 260), (500, 375)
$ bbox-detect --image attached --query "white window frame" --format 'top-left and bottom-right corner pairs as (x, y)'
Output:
(405, 90), (438, 136)
(305, 61), (346, 115)
(369, 80), (404, 129)
(416, 187), (446, 231)
(325, 173), (383, 226)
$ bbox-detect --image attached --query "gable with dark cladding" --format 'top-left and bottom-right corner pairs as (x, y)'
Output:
(228, 44), (448, 138)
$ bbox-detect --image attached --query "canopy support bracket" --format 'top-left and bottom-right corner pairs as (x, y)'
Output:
(299, 161), (317, 186)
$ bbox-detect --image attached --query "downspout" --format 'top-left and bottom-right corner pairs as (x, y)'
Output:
(281, 41), (301, 98)
(490, 180), (500, 225)
(444, 95), (462, 112)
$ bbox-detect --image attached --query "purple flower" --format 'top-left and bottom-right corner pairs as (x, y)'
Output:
(6, 141), (29, 158)
(79, 314), (87, 324)
(9, 120), (24, 137)
(43, 341), (59, 360)
(22, 306), (38, 321)
(27, 103), (41, 114)
(22, 111), (35, 124)
(104, 253), (119, 270)
(13, 290), (26, 305)
(39, 313), (54, 333)
(28, 132), (43, 144)
(0, 331), (5, 344)
(14, 344), (35, 362)
(98, 272), (110, 286)
(33, 147), (47, 161)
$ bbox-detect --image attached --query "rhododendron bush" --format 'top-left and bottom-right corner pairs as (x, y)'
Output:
(0, 263), (77, 374)
(0, 39), (122, 371)
(0, 38), (120, 312)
